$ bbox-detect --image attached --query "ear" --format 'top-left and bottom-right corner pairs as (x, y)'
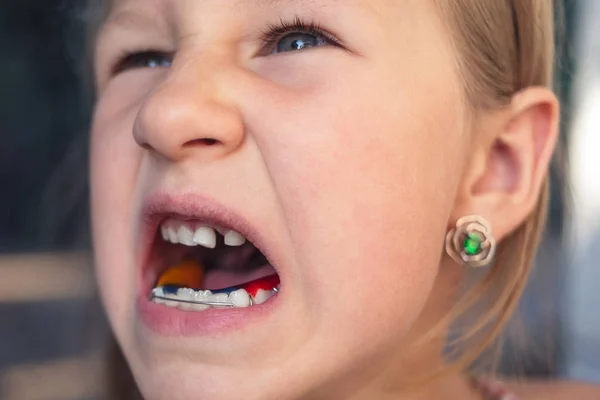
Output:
(450, 87), (559, 241)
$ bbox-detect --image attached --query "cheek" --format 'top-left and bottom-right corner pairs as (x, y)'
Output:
(90, 93), (142, 342)
(250, 63), (465, 342)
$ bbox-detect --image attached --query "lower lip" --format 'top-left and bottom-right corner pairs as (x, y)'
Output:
(137, 287), (280, 337)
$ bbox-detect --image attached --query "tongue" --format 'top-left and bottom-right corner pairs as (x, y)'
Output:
(203, 263), (278, 290)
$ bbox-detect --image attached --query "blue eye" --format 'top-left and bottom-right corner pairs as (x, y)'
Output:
(275, 32), (328, 53)
(261, 17), (342, 56)
(112, 51), (173, 75)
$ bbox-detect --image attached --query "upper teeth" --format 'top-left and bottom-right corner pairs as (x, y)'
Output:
(192, 226), (216, 248)
(224, 230), (246, 246)
(160, 223), (246, 248)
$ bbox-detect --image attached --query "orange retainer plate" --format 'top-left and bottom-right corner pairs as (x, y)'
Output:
(156, 259), (204, 289)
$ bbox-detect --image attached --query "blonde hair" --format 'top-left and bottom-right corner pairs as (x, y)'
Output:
(425, 0), (557, 376)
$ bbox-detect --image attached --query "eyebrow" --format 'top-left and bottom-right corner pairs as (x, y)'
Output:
(105, 0), (324, 24)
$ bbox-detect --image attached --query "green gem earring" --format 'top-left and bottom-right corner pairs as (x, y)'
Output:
(445, 215), (496, 267)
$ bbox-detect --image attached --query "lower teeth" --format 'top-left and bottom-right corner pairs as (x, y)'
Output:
(151, 285), (277, 311)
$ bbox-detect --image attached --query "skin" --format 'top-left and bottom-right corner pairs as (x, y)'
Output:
(90, 0), (560, 399)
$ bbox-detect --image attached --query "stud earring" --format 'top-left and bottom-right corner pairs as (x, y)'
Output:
(445, 215), (496, 268)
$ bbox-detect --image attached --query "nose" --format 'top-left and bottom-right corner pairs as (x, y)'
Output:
(133, 60), (245, 162)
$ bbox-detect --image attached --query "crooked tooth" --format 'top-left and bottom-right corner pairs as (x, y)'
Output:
(193, 226), (217, 248)
(224, 230), (246, 246)
(253, 289), (275, 305)
(228, 288), (251, 308)
(177, 225), (195, 246)
(167, 226), (179, 244)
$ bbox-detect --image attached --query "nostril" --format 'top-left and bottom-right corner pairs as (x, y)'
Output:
(184, 138), (219, 147)
(201, 138), (218, 146)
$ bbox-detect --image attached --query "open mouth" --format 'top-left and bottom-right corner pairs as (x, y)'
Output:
(146, 218), (280, 312)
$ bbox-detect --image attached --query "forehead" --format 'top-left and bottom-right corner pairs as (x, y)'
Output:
(102, 0), (371, 37)
(108, 0), (343, 12)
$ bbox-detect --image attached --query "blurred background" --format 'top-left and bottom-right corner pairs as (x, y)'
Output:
(0, 0), (598, 399)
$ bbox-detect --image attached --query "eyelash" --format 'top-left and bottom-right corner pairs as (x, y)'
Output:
(260, 16), (343, 55)
(110, 16), (342, 76)
(111, 50), (173, 76)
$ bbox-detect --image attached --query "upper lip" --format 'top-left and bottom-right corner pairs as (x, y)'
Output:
(139, 191), (279, 290)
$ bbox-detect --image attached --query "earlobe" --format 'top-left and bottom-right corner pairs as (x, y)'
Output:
(451, 87), (559, 242)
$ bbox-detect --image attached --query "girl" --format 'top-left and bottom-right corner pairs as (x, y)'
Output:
(90, 0), (600, 399)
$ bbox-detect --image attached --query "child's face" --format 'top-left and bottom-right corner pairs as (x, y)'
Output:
(91, 0), (468, 398)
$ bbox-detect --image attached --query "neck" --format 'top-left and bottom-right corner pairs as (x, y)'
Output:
(308, 361), (481, 400)
(357, 373), (480, 400)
